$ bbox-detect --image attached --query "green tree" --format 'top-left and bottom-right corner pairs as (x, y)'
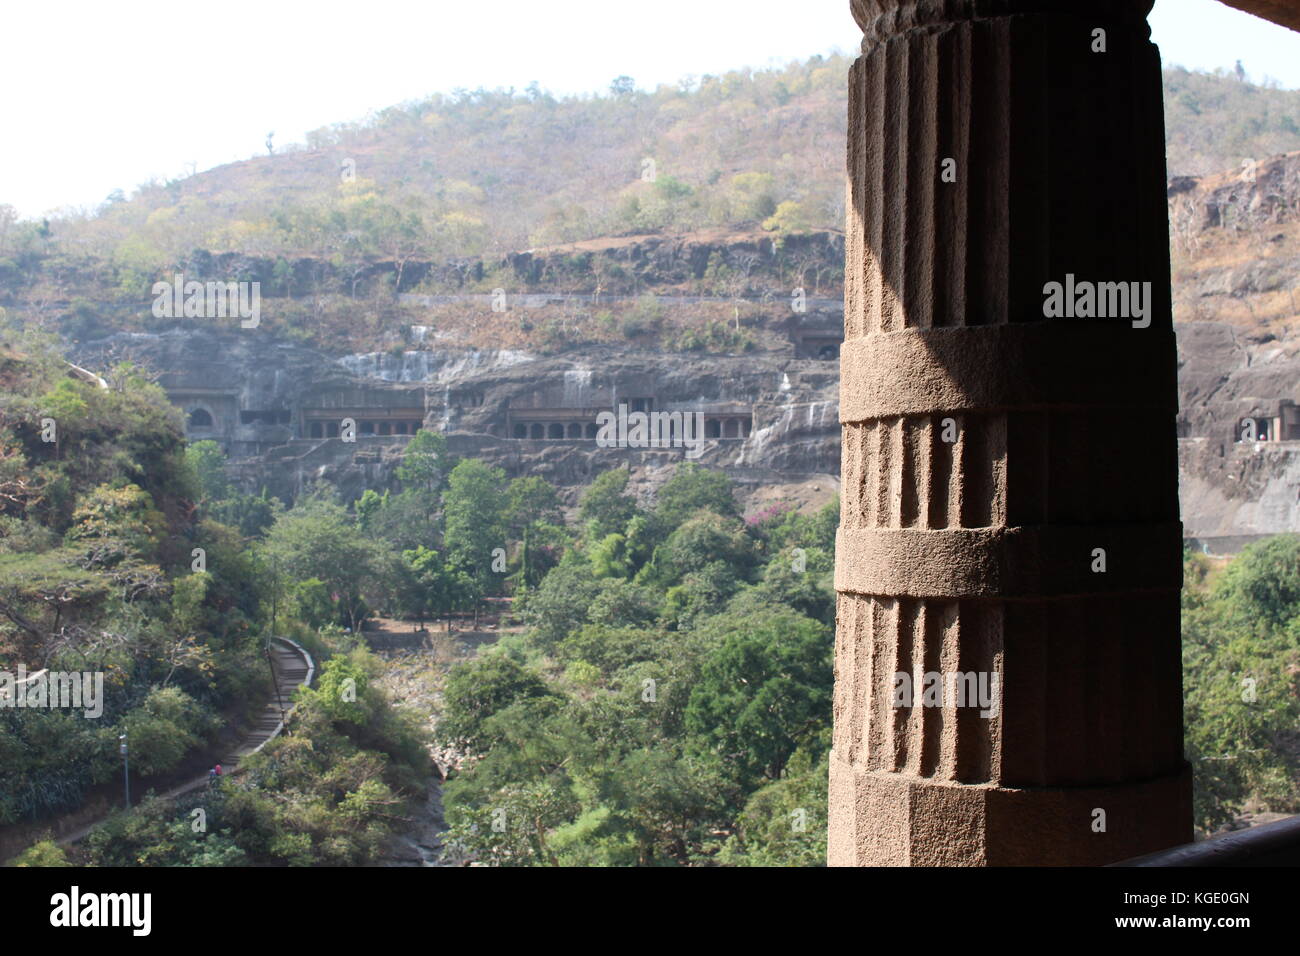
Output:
(763, 200), (816, 238)
(354, 488), (388, 532)
(210, 490), (281, 539)
(262, 497), (382, 631)
(289, 577), (334, 629)
(519, 556), (604, 653)
(307, 651), (378, 726)
(639, 511), (756, 589)
(754, 545), (834, 624)
(395, 546), (462, 626)
(589, 532), (633, 579)
(185, 440), (232, 503)
(396, 429), (449, 495)
(686, 608), (832, 784)
(720, 748), (828, 866)
(9, 839), (72, 867)
(1215, 534), (1300, 627)
(506, 475), (566, 590)
(729, 171), (777, 221)
(1182, 542), (1300, 830)
(578, 468), (640, 541)
(120, 686), (211, 777)
(507, 475), (561, 534)
(353, 487), (438, 554)
(443, 459), (509, 602)
(651, 463), (737, 538)
(440, 655), (555, 752)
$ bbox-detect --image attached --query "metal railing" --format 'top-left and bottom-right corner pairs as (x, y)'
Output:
(1112, 815), (1300, 866)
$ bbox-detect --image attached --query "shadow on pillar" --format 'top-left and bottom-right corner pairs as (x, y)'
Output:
(831, 0), (1192, 866)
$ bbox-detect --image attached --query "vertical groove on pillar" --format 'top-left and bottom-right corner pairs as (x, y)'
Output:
(891, 599), (920, 769)
(904, 601), (931, 774)
(904, 33), (939, 329)
(919, 598), (948, 777)
(900, 419), (926, 528)
(882, 42), (908, 332)
(834, 0), (1190, 866)
(880, 419), (900, 527)
(842, 421), (860, 529)
(959, 413), (1007, 529)
(864, 50), (887, 334)
(866, 598), (894, 770)
(934, 27), (970, 328)
(1005, 410), (1049, 526)
(966, 20), (1011, 325)
(1046, 605), (1087, 784)
(1009, 17), (1051, 321)
(1002, 603), (1048, 785)
(928, 416), (954, 529)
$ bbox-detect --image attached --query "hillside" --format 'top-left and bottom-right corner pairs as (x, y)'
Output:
(3, 57), (1300, 870)
(3, 60), (1300, 333)
(0, 57), (1298, 541)
(0, 346), (265, 826)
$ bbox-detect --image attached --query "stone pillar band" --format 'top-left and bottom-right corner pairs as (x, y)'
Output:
(832, 0), (1192, 866)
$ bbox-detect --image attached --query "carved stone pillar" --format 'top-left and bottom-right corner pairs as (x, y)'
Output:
(831, 0), (1192, 866)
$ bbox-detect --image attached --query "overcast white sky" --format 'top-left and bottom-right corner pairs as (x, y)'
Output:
(2, 0), (1298, 219)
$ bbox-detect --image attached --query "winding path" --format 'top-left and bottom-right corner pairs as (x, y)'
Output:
(59, 637), (314, 845)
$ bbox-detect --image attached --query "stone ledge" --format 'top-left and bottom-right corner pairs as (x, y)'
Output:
(840, 325), (1177, 421)
(829, 751), (1192, 866)
(835, 523), (1184, 597)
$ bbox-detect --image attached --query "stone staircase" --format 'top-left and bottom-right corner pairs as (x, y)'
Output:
(212, 641), (312, 771)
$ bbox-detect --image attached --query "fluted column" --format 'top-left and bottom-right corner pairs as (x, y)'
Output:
(831, 0), (1192, 866)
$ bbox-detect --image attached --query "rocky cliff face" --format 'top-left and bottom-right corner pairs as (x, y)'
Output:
(1177, 321), (1300, 441)
(1176, 320), (1300, 541)
(66, 314), (1295, 539)
(69, 320), (842, 513)
(61, 159), (1300, 540)
(1179, 438), (1300, 540)
(129, 229), (847, 302)
(1171, 151), (1300, 546)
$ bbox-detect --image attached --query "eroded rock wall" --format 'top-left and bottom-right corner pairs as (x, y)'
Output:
(70, 324), (842, 511)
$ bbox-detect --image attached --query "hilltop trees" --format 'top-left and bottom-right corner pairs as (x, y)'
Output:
(0, 53), (862, 305)
(7, 64), (1294, 364)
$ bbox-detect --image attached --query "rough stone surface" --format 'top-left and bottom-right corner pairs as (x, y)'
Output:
(832, 0), (1191, 866)
(1218, 0), (1300, 33)
(69, 327), (842, 510)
